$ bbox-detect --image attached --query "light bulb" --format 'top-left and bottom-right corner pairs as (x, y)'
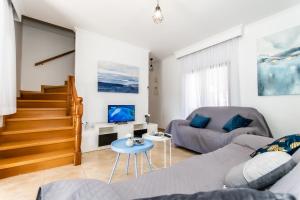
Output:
(152, 4), (163, 24)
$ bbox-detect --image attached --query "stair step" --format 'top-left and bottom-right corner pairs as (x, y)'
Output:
(8, 108), (67, 118)
(43, 86), (68, 93)
(20, 92), (67, 100)
(0, 136), (75, 151)
(0, 126), (74, 142)
(0, 149), (74, 170)
(5, 116), (72, 131)
(17, 100), (67, 108)
(1, 126), (73, 136)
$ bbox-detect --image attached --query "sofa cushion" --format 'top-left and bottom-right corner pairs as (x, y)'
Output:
(225, 152), (296, 190)
(38, 179), (122, 200)
(251, 134), (300, 158)
(190, 114), (210, 128)
(292, 148), (300, 163)
(232, 134), (275, 151)
(223, 114), (253, 132)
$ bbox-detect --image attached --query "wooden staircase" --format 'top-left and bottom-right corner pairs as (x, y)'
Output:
(0, 76), (83, 179)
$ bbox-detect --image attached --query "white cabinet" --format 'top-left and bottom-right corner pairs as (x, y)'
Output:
(81, 122), (158, 153)
(116, 124), (134, 138)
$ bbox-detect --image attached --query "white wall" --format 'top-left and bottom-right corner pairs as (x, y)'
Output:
(148, 60), (160, 125)
(15, 21), (22, 97)
(239, 5), (300, 138)
(156, 56), (183, 128)
(75, 28), (149, 124)
(20, 23), (75, 91)
(153, 5), (300, 137)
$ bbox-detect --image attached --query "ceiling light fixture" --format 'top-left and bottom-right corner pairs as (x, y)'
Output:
(152, 0), (164, 24)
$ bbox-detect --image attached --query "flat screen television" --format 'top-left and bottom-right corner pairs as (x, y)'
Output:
(108, 105), (135, 123)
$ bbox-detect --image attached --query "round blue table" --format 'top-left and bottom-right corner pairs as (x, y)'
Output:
(108, 138), (154, 184)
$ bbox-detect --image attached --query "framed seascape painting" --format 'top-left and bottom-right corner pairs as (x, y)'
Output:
(257, 25), (300, 96)
(97, 61), (139, 94)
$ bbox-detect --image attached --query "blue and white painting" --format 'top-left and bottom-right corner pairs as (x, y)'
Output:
(257, 25), (300, 96)
(98, 61), (139, 93)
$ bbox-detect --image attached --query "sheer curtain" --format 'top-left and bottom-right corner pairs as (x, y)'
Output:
(180, 39), (239, 117)
(0, 0), (16, 115)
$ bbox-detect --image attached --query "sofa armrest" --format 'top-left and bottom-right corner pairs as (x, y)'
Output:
(165, 120), (190, 134)
(232, 133), (275, 151)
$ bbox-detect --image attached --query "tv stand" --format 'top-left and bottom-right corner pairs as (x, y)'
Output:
(115, 122), (128, 125)
(82, 122), (158, 152)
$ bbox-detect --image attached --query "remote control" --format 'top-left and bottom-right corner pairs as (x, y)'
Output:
(164, 133), (171, 138)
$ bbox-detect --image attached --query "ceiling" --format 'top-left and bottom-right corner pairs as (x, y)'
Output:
(19, 0), (300, 59)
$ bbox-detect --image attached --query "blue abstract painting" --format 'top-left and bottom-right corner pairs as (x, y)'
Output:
(98, 61), (139, 93)
(257, 25), (300, 96)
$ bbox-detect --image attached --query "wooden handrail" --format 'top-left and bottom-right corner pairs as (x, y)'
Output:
(67, 76), (83, 165)
(35, 50), (75, 66)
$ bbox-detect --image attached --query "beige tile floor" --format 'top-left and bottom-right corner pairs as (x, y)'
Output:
(0, 142), (196, 200)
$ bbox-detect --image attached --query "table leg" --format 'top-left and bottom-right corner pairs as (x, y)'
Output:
(141, 153), (143, 175)
(144, 151), (152, 171)
(108, 153), (120, 184)
(126, 154), (130, 175)
(169, 139), (172, 166)
(134, 153), (138, 178)
(149, 150), (152, 165)
(164, 140), (167, 168)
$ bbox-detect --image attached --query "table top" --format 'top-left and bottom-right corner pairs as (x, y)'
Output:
(111, 138), (154, 154)
(143, 134), (171, 142)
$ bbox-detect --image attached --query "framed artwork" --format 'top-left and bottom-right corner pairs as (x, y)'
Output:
(97, 61), (139, 94)
(257, 25), (300, 96)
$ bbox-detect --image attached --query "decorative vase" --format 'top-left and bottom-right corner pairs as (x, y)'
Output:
(126, 138), (134, 147)
(145, 114), (150, 124)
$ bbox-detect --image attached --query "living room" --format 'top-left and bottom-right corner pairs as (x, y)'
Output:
(1, 0), (300, 200)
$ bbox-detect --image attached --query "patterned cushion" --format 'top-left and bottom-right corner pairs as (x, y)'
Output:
(251, 134), (300, 158)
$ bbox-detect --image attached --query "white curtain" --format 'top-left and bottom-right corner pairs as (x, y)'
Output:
(180, 38), (239, 117)
(0, 0), (16, 115)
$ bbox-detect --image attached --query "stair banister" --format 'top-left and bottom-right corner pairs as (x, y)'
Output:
(67, 76), (83, 165)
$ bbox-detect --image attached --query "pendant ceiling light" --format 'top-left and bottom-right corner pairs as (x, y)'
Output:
(152, 0), (164, 24)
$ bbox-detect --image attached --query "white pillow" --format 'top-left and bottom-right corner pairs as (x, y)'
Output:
(225, 152), (296, 189)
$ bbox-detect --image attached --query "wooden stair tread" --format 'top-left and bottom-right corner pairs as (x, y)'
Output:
(6, 116), (72, 122)
(0, 136), (75, 151)
(42, 85), (66, 89)
(1, 126), (73, 135)
(17, 100), (67, 102)
(21, 91), (67, 94)
(0, 149), (74, 170)
(16, 108), (67, 111)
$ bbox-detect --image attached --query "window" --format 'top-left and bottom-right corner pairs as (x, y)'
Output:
(179, 38), (239, 117)
(184, 63), (229, 116)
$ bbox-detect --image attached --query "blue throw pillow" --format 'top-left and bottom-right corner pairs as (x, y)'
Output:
(251, 134), (300, 157)
(190, 114), (210, 128)
(223, 114), (253, 132)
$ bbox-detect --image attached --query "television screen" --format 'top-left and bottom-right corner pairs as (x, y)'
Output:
(108, 105), (135, 123)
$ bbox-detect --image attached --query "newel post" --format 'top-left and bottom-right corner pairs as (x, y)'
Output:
(74, 97), (83, 165)
(66, 76), (72, 116)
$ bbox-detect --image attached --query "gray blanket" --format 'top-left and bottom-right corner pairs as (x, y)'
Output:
(136, 189), (295, 200)
(166, 107), (272, 153)
(38, 135), (279, 200)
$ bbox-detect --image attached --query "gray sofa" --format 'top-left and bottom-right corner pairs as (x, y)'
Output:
(166, 107), (272, 153)
(38, 135), (300, 200)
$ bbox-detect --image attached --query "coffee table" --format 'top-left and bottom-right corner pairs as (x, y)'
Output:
(143, 133), (172, 169)
(108, 138), (154, 184)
